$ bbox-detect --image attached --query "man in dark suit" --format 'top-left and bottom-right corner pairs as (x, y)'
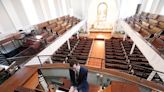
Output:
(69, 60), (89, 92)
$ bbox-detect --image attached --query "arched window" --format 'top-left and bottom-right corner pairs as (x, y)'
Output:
(97, 2), (108, 21)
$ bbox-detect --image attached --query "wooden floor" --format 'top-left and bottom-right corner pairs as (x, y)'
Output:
(87, 32), (110, 68)
(88, 32), (111, 39)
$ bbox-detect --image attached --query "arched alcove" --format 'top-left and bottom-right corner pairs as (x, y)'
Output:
(88, 0), (119, 32)
(97, 2), (108, 21)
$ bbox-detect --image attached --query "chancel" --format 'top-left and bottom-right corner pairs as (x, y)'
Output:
(0, 0), (164, 92)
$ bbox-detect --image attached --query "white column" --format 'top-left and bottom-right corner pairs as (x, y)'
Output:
(67, 39), (71, 50)
(139, 0), (148, 13)
(1, 0), (22, 29)
(10, 0), (30, 28)
(76, 31), (79, 39)
(82, 0), (86, 19)
(33, 0), (45, 23)
(84, 21), (87, 33)
(123, 33), (127, 41)
(112, 22), (117, 36)
(57, 0), (63, 16)
(48, 0), (57, 19)
(21, 0), (39, 25)
(150, 0), (160, 13)
(130, 42), (135, 55)
(147, 71), (156, 81)
(48, 56), (53, 64)
(69, 0), (74, 16)
(0, 1), (17, 34)
(61, 0), (68, 15)
(144, 0), (154, 12)
(40, 0), (51, 21)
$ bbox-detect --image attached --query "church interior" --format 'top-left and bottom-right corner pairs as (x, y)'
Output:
(0, 0), (164, 92)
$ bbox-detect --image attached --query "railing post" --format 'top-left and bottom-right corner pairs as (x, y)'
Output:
(48, 56), (53, 64)
(37, 56), (42, 67)
(84, 20), (87, 33)
(38, 69), (49, 92)
(147, 71), (156, 81)
(130, 43), (135, 55)
(76, 31), (79, 39)
(67, 39), (71, 50)
(123, 33), (127, 41)
(101, 59), (103, 70)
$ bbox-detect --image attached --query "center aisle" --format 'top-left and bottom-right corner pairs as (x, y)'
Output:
(87, 40), (105, 68)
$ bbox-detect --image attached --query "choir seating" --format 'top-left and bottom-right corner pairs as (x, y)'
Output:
(152, 73), (164, 84)
(29, 41), (42, 51)
(67, 38), (93, 64)
(51, 42), (71, 63)
(46, 35), (57, 43)
(3, 15), (80, 65)
(48, 19), (58, 24)
(51, 37), (79, 63)
(125, 12), (164, 55)
(0, 16), (82, 86)
(105, 37), (163, 83)
(151, 37), (164, 54)
(35, 23), (50, 39)
(9, 15), (80, 65)
(157, 15), (164, 29)
(105, 38), (129, 72)
(0, 15), (81, 66)
(36, 15), (81, 36)
(122, 40), (153, 78)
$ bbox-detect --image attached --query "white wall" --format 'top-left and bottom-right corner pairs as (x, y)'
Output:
(160, 7), (164, 15)
(119, 0), (141, 18)
(33, 0), (45, 23)
(149, 0), (160, 13)
(40, 0), (52, 21)
(143, 0), (163, 14)
(70, 0), (83, 19)
(56, 0), (64, 17)
(139, 0), (148, 14)
(48, 0), (57, 19)
(156, 0), (164, 14)
(144, 0), (154, 12)
(21, 0), (39, 25)
(61, 0), (68, 15)
(1, 0), (23, 29)
(0, 0), (16, 34)
(52, 0), (61, 17)
(65, 0), (71, 13)
(11, 0), (29, 27)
